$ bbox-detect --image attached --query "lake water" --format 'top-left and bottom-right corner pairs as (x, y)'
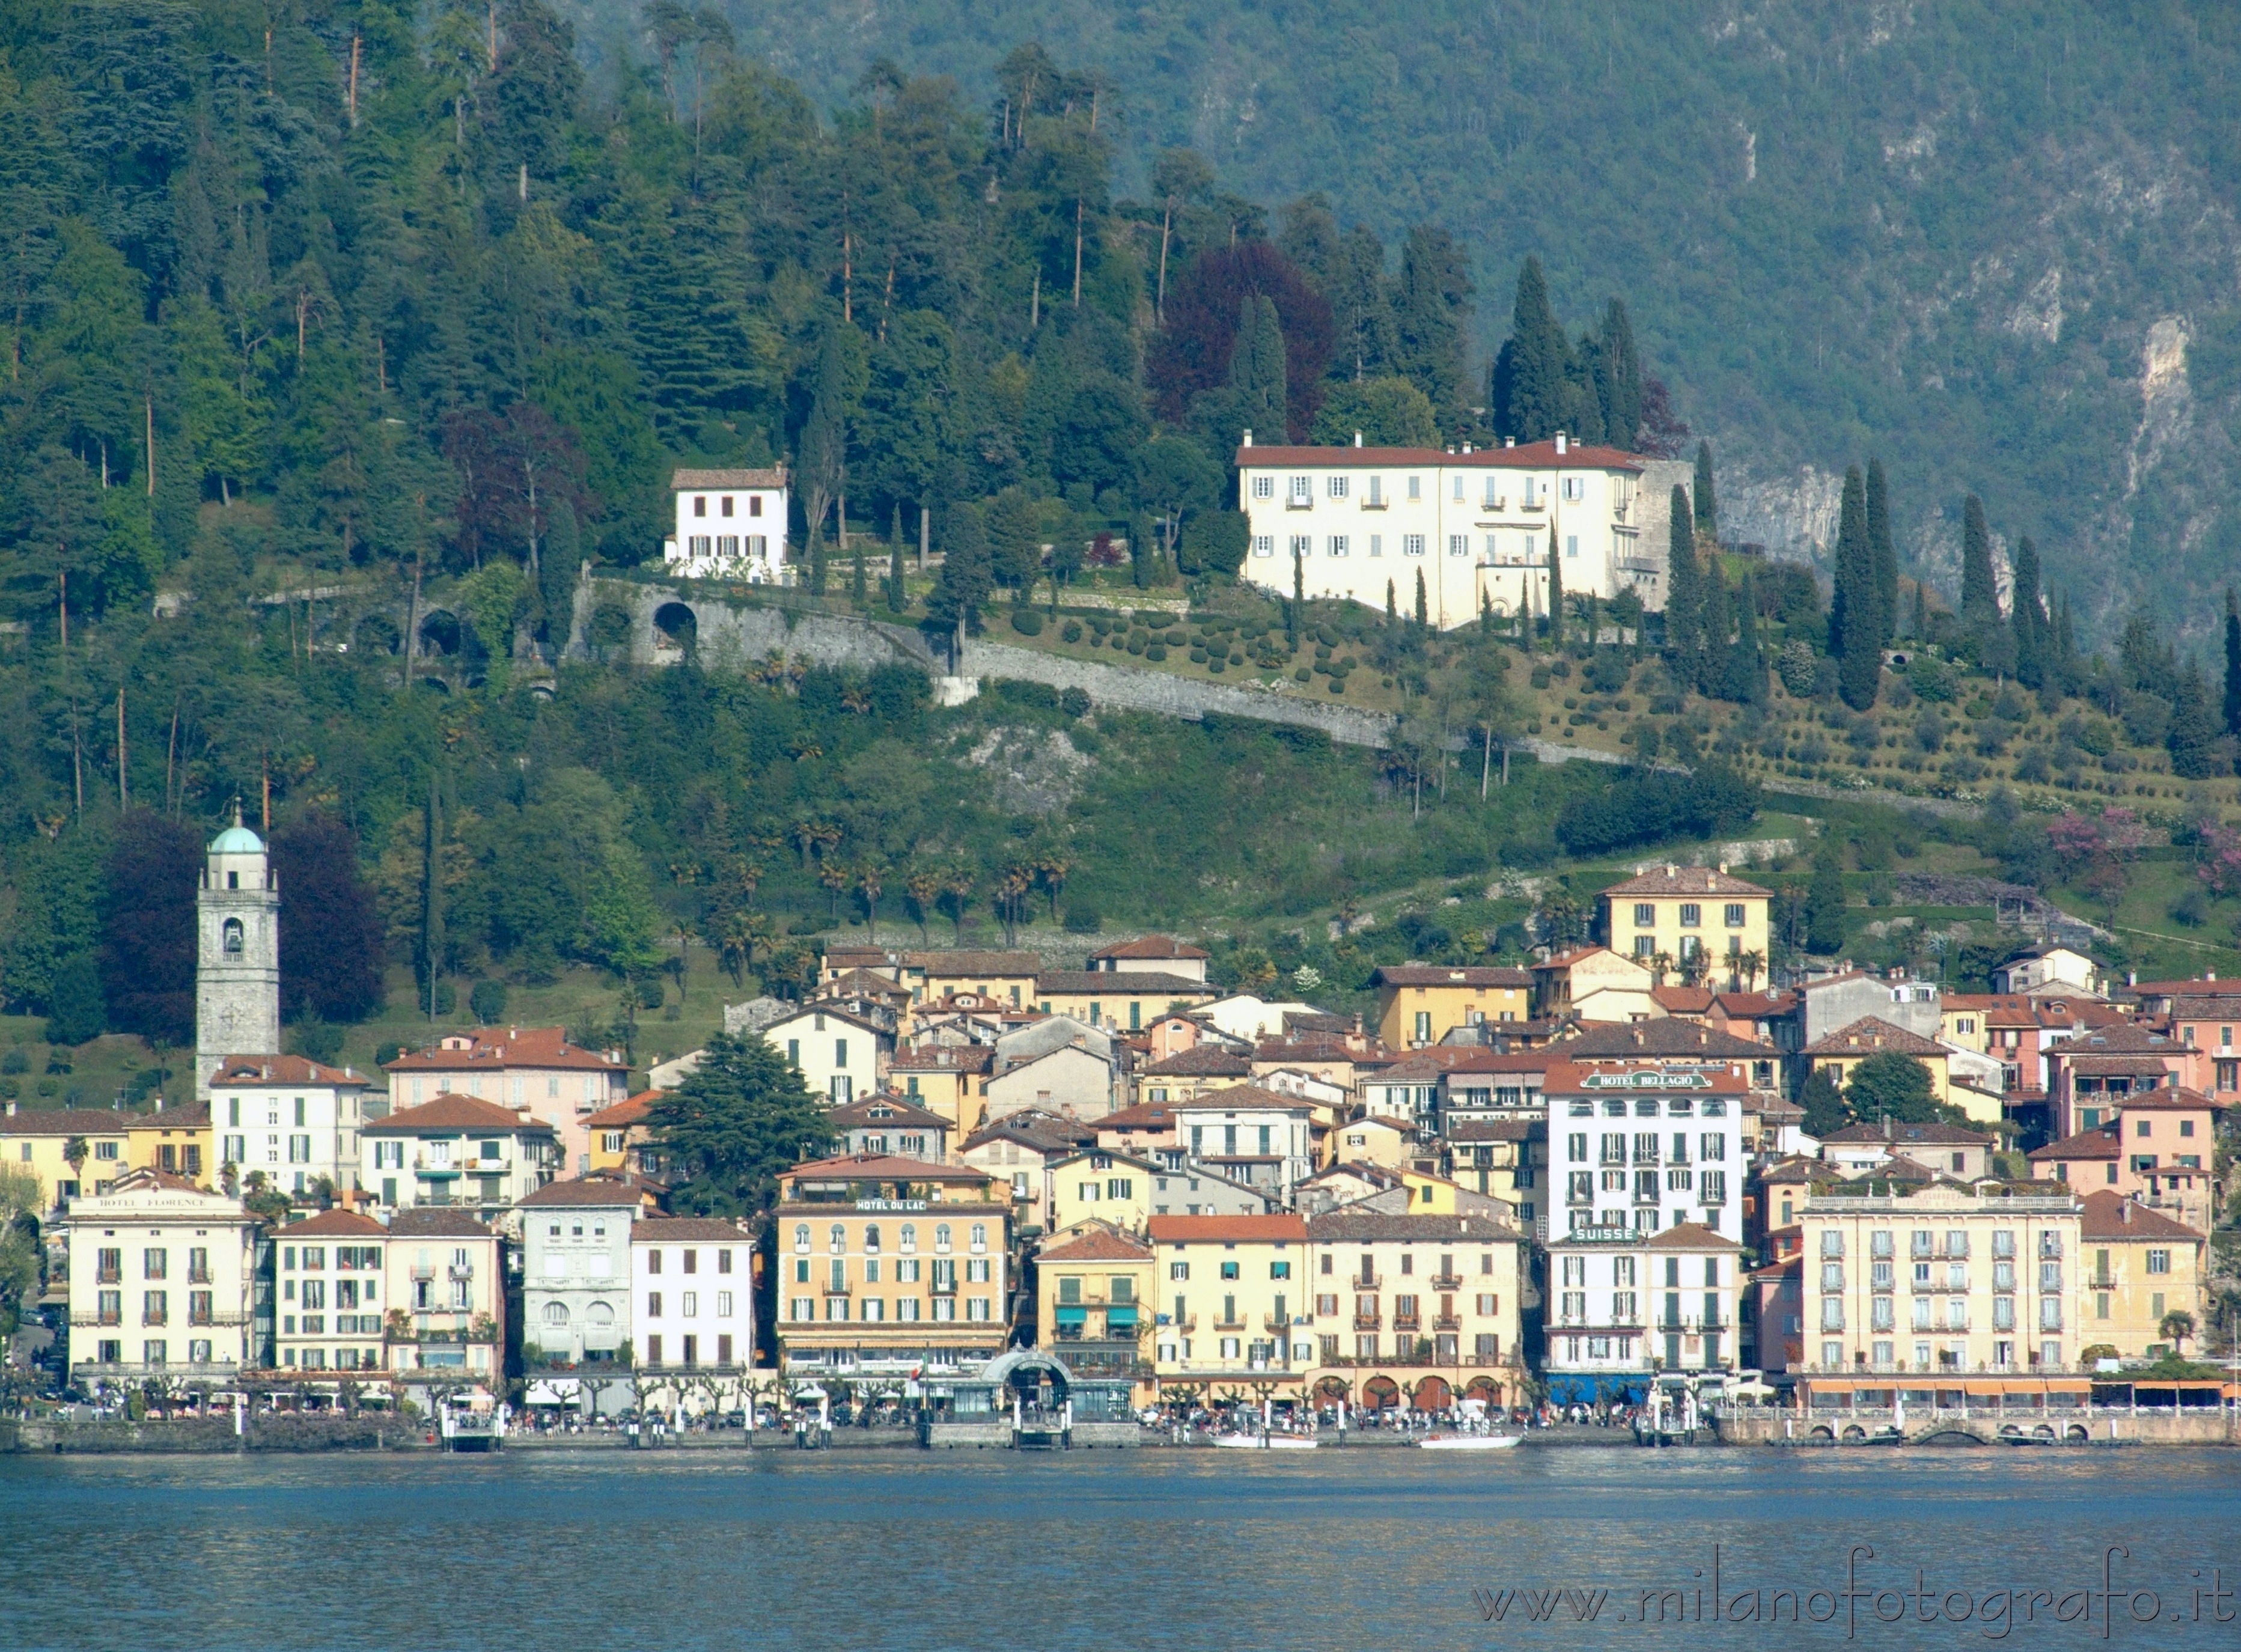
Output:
(3, 1445), (2237, 1651)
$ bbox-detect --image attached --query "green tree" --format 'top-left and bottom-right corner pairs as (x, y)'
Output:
(2167, 660), (2218, 779)
(46, 951), (105, 1046)
(1489, 255), (1569, 443)
(2010, 535), (2046, 689)
(1799, 1067), (1848, 1137)
(1958, 493), (2009, 674)
(2223, 590), (2241, 736)
(1595, 298), (1643, 448)
(1865, 457), (1898, 648)
(925, 499), (992, 657)
(642, 1032), (835, 1215)
(1389, 225), (1472, 423)
(1544, 532), (1563, 648)
(1307, 377), (1439, 447)
(1805, 850), (1847, 954)
(1842, 1051), (1949, 1125)
(1830, 465), (1881, 710)
(1663, 484), (1700, 681)
(986, 487), (1043, 591)
(1693, 441), (1718, 543)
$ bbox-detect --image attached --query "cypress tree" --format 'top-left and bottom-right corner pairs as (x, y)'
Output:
(852, 534), (868, 606)
(1288, 543), (1303, 651)
(886, 504), (906, 612)
(1865, 457), (1898, 647)
(2223, 589), (2241, 736)
(1490, 256), (1569, 442)
(1693, 442), (1718, 544)
(808, 526), (829, 597)
(1415, 567), (1428, 629)
(1959, 494), (1998, 626)
(1832, 465), (1880, 710)
(1386, 578), (1397, 623)
(1480, 588), (1494, 639)
(2010, 535), (2044, 688)
(1599, 297), (1642, 447)
(1129, 510), (1152, 590)
(1545, 531), (1563, 648)
(1699, 559), (1734, 696)
(1912, 579), (1927, 641)
(1725, 572), (1769, 704)
(2056, 593), (2075, 677)
(1231, 295), (1288, 440)
(1664, 484), (1699, 678)
(925, 501), (992, 665)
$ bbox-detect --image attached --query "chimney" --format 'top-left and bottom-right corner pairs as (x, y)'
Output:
(154, 1096), (163, 1113)
(1353, 431), (1364, 448)
(2121, 1201), (2132, 1224)
(1242, 428), (1253, 448)
(1504, 437), (1515, 448)
(1555, 431), (1569, 455)
(4, 1100), (12, 1117)
(1462, 442), (1473, 454)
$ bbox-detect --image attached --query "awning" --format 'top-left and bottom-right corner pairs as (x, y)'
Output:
(1106, 1306), (1139, 1326)
(1054, 1306), (1088, 1325)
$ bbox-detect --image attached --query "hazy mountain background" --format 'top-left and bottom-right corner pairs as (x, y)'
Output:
(554, 0), (2241, 649)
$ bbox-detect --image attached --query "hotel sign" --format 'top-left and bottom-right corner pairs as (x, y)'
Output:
(1579, 1070), (1716, 1090)
(855, 1199), (929, 1212)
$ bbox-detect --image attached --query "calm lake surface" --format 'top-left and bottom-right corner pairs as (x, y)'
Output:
(3, 1445), (2237, 1651)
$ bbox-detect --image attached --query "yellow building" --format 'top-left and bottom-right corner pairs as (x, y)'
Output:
(1332, 1114), (1412, 1171)
(583, 1091), (657, 1176)
(889, 1044), (994, 1140)
(1148, 1213), (1311, 1395)
(57, 1168), (262, 1383)
(1034, 971), (1217, 1031)
(1035, 1223), (1154, 1398)
(1303, 1209), (1524, 1380)
(1, 1104), (133, 1213)
(1799, 1183), (2083, 1377)
(1805, 1017), (1953, 1104)
(900, 949), (1044, 1008)
(126, 1100), (212, 1183)
(2078, 1191), (2206, 1363)
(1597, 865), (1771, 991)
(1371, 966), (1534, 1050)
(773, 1154), (1012, 1379)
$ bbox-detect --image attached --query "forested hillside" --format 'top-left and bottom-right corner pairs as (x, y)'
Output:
(691, 0), (2241, 650)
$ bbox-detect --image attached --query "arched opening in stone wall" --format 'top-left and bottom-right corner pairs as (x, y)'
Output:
(653, 602), (698, 653)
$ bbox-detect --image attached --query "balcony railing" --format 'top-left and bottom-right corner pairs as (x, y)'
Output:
(1433, 1316), (1461, 1333)
(1430, 1274), (1463, 1291)
(1263, 1315), (1293, 1333)
(1353, 1273), (1383, 1290)
(1392, 1315), (1421, 1333)
(1212, 1318), (1249, 1333)
(1353, 1312), (1381, 1330)
(820, 1281), (852, 1296)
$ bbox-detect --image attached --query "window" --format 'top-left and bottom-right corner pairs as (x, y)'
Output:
(1407, 475), (1421, 501)
(1327, 535), (1347, 557)
(1328, 475), (1349, 498)
(1565, 534), (1579, 559)
(1678, 903), (1701, 928)
(1562, 475), (1585, 502)
(1724, 903), (1746, 928)
(2146, 1249), (2171, 1275)
(222, 919), (243, 956)
(1368, 534), (1383, 556)
(1289, 535), (1311, 561)
(1252, 535), (1274, 558)
(1403, 534), (1425, 556)
(1288, 476), (1311, 505)
(1252, 475), (1274, 499)
(1447, 534), (1468, 557)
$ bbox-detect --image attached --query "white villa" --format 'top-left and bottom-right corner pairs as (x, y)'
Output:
(1234, 433), (1676, 630)
(663, 466), (788, 582)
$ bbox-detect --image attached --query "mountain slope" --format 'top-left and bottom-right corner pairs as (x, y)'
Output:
(645, 0), (2241, 645)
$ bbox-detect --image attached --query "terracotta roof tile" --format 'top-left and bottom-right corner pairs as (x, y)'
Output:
(279, 1209), (387, 1237)
(1038, 1227), (1155, 1263)
(1147, 1213), (1308, 1245)
(1600, 864), (1772, 898)
(2078, 1189), (2203, 1242)
(364, 1093), (555, 1135)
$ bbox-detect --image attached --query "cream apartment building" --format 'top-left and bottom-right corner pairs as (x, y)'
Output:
(59, 1169), (261, 1382)
(1303, 1210), (1522, 1370)
(1800, 1184), (2083, 1377)
(1234, 434), (1669, 629)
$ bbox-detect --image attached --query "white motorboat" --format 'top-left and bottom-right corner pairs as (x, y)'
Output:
(1415, 1431), (1522, 1451)
(1212, 1432), (1320, 1449)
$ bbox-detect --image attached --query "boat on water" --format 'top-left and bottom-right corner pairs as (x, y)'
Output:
(1415, 1432), (1522, 1451)
(1211, 1432), (1320, 1449)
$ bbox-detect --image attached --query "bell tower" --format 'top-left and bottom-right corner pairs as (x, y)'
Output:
(196, 803), (281, 1101)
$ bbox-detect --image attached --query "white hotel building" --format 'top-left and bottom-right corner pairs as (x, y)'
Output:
(1234, 433), (1677, 630)
(663, 466), (788, 582)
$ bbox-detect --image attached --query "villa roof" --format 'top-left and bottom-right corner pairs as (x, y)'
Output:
(1600, 864), (1772, 898)
(279, 1209), (386, 1237)
(385, 1028), (623, 1073)
(1037, 1227), (1154, 1263)
(210, 1054), (368, 1087)
(2077, 1190), (2203, 1242)
(1803, 1017), (1947, 1058)
(1369, 965), (1534, 989)
(364, 1093), (553, 1135)
(1146, 1213), (1307, 1245)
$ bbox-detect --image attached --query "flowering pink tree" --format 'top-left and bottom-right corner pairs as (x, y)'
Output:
(2195, 820), (2241, 898)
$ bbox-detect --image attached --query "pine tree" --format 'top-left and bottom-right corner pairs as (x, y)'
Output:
(1489, 256), (1569, 442)
(1832, 465), (1880, 710)
(924, 500), (992, 664)
(2168, 660), (2218, 779)
(1865, 457), (1898, 647)
(2223, 589), (2241, 737)
(2010, 535), (2044, 688)
(1693, 442), (1718, 544)
(1664, 484), (1699, 678)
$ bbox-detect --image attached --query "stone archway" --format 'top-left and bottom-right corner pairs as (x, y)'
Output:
(1313, 1376), (1352, 1406)
(1413, 1375), (1454, 1412)
(653, 601), (698, 652)
(418, 610), (462, 656)
(1463, 1376), (1502, 1404)
(1362, 1375), (1400, 1412)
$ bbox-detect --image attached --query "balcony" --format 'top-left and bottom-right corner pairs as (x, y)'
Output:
(1433, 1315), (1462, 1333)
(409, 1264), (437, 1281)
(1169, 1317), (1197, 1333)
(930, 1278), (957, 1296)
(1353, 1312), (1382, 1330)
(1263, 1315), (1294, 1333)
(96, 1269), (121, 1285)
(820, 1280), (852, 1296)
(70, 1312), (123, 1327)
(448, 1265), (474, 1283)
(1392, 1315), (1421, 1333)
(1213, 1318), (1249, 1333)
(1352, 1273), (1383, 1291)
(1430, 1273), (1463, 1291)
